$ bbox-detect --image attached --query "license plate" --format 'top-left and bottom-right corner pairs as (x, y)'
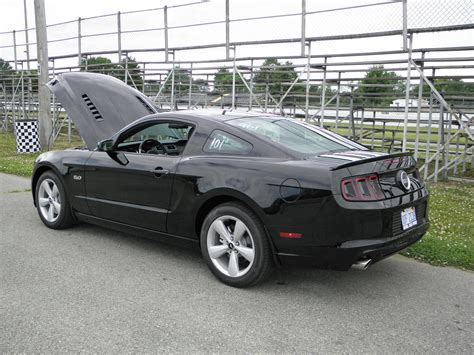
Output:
(401, 207), (417, 230)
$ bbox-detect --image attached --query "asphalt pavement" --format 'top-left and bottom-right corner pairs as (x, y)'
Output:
(1, 173), (473, 353)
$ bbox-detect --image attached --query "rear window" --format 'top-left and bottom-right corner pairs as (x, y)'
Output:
(227, 117), (351, 155)
(203, 130), (252, 154)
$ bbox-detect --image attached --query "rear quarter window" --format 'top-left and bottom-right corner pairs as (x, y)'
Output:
(203, 130), (252, 154)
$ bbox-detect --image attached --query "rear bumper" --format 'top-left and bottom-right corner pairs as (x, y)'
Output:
(277, 222), (429, 270)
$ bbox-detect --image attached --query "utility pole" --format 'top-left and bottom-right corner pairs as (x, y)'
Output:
(34, 0), (52, 150)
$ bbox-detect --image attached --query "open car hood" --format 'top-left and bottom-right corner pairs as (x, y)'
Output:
(47, 72), (159, 150)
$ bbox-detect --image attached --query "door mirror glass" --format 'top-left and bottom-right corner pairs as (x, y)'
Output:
(97, 139), (114, 152)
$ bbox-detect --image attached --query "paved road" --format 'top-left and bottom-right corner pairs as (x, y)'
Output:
(1, 173), (473, 353)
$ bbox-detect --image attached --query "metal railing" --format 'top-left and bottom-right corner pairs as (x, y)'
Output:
(0, 0), (473, 181)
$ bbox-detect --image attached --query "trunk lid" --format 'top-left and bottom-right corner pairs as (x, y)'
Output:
(47, 72), (159, 150)
(314, 150), (424, 199)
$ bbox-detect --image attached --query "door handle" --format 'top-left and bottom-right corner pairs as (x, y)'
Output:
(150, 167), (169, 177)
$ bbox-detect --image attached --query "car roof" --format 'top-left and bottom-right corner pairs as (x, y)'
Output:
(151, 109), (276, 123)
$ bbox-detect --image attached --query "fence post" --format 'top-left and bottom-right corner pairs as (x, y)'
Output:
(462, 136), (468, 173)
(301, 0), (306, 56)
(320, 57), (327, 128)
(414, 52), (425, 159)
(402, 0), (408, 51)
(142, 63), (146, 93)
(454, 134), (460, 175)
(335, 71), (341, 129)
(349, 86), (355, 138)
(225, 0), (230, 60)
(402, 34), (413, 152)
(124, 55), (128, 84)
(305, 41), (311, 121)
(171, 56), (175, 110)
(434, 103), (444, 182)
(13, 31), (18, 71)
(78, 17), (82, 67)
(444, 112), (452, 179)
(265, 83), (268, 112)
(232, 47), (236, 109)
(164, 6), (169, 63)
(117, 12), (122, 64)
(249, 59), (254, 110)
(23, 0), (30, 70)
(188, 62), (193, 109)
(424, 90), (434, 180)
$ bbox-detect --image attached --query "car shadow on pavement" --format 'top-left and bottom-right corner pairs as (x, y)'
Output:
(71, 221), (421, 297)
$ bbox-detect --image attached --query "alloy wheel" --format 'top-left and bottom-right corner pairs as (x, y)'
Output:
(38, 178), (61, 223)
(207, 215), (255, 278)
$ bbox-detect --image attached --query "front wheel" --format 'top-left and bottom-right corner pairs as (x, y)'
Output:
(200, 202), (274, 287)
(35, 171), (75, 229)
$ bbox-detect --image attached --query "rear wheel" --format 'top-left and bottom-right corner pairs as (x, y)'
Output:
(35, 171), (75, 229)
(200, 202), (274, 287)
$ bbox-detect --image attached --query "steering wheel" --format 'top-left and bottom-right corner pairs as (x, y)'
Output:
(138, 138), (166, 154)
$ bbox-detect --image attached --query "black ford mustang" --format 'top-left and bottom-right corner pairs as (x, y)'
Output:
(32, 73), (429, 287)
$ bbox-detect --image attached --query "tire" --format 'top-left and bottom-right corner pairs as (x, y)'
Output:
(35, 170), (75, 229)
(200, 202), (274, 287)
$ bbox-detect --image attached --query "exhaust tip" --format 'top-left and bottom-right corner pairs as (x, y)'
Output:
(352, 258), (372, 270)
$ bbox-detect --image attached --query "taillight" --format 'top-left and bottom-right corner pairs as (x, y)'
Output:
(341, 174), (384, 201)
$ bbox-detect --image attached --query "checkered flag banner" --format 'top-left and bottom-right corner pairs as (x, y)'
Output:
(15, 119), (41, 153)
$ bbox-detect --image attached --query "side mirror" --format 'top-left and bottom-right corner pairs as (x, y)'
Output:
(98, 138), (129, 166)
(97, 139), (114, 152)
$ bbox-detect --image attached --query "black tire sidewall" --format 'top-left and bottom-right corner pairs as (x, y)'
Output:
(200, 203), (272, 287)
(35, 171), (73, 229)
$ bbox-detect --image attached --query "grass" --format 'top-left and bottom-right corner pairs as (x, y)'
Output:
(0, 130), (472, 270)
(0, 131), (84, 177)
(402, 183), (474, 270)
(0, 132), (41, 176)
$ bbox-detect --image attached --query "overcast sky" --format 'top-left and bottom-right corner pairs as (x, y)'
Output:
(0, 0), (472, 82)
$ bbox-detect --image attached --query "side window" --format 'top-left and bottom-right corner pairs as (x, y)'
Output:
(116, 121), (194, 156)
(123, 122), (192, 143)
(203, 130), (252, 154)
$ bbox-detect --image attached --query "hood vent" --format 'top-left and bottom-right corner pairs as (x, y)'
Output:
(135, 95), (155, 114)
(81, 94), (103, 121)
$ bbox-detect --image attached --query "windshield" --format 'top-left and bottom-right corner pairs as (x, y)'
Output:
(227, 117), (355, 155)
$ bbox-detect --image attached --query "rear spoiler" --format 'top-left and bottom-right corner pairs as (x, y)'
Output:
(330, 152), (413, 171)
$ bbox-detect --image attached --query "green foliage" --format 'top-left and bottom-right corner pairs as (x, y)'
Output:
(213, 68), (245, 94)
(81, 56), (117, 74)
(0, 58), (14, 83)
(193, 78), (210, 93)
(80, 56), (143, 88)
(355, 65), (402, 107)
(0, 132), (40, 177)
(0, 58), (38, 94)
(121, 56), (143, 88)
(161, 66), (192, 94)
(253, 58), (298, 95)
(411, 78), (474, 107)
(402, 183), (474, 270)
(0, 131), (84, 177)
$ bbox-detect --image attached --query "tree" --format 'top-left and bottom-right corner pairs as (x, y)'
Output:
(0, 58), (14, 92)
(80, 56), (143, 88)
(213, 68), (245, 94)
(253, 59), (298, 95)
(80, 56), (119, 76)
(160, 66), (192, 95)
(121, 56), (143, 88)
(356, 65), (402, 107)
(411, 78), (474, 106)
(193, 78), (210, 93)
